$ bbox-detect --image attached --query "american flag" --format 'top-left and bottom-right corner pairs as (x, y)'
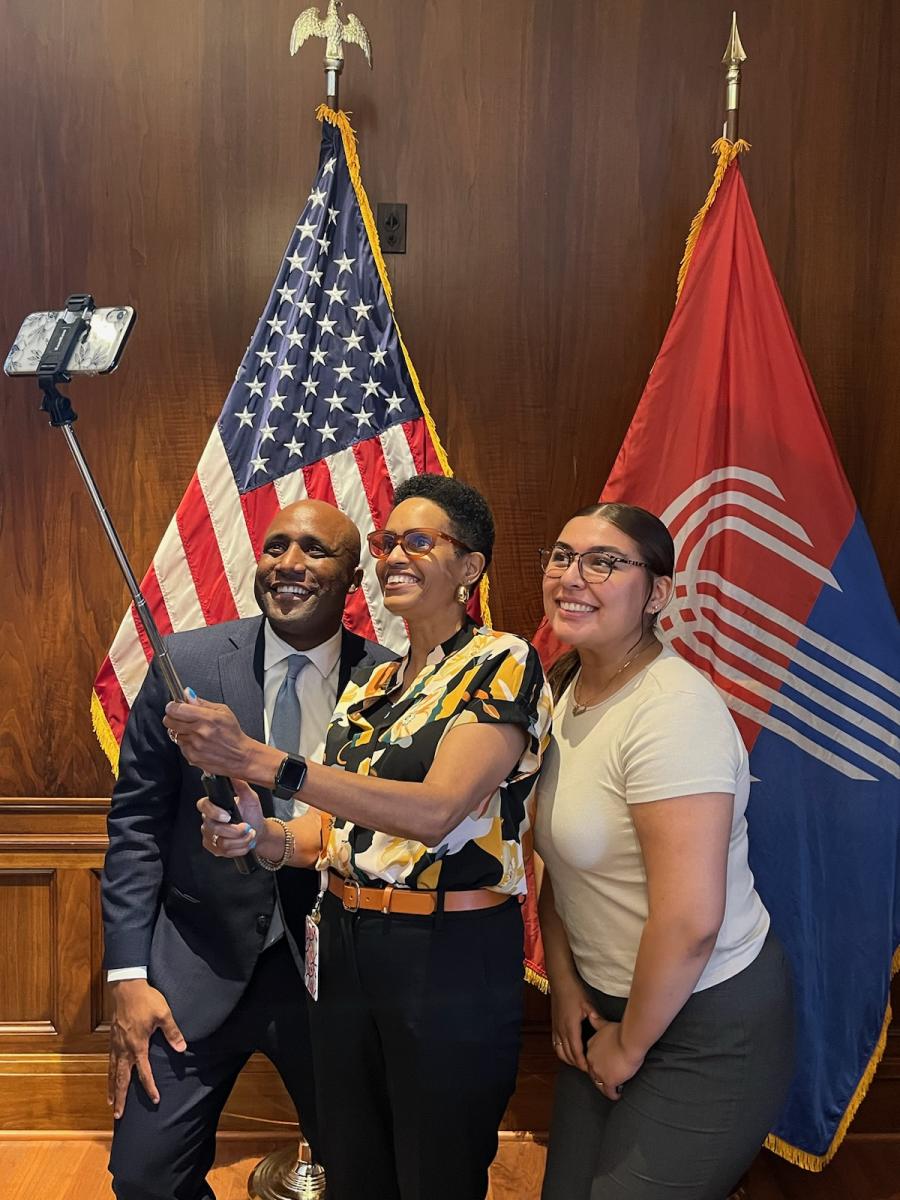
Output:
(92, 108), (462, 765)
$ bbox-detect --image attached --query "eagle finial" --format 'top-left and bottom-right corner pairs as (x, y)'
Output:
(290, 0), (372, 68)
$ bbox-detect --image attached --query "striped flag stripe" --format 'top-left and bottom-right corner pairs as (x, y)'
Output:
(197, 427), (258, 617)
(273, 469), (310, 508)
(133, 568), (172, 644)
(405, 417), (444, 476)
(290, 459), (378, 641)
(353, 435), (398, 531)
(302, 458), (339, 506)
(108, 607), (155, 708)
(154, 516), (205, 631)
(93, 655), (132, 744)
(240, 482), (283, 562)
(402, 419), (429, 476)
(327, 444), (406, 651)
(378, 423), (418, 491)
(176, 473), (240, 626)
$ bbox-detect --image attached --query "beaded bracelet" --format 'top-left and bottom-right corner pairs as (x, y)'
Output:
(255, 817), (295, 872)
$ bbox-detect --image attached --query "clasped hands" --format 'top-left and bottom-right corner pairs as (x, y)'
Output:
(550, 976), (644, 1101)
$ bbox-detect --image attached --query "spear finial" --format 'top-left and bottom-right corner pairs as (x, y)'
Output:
(721, 12), (747, 142)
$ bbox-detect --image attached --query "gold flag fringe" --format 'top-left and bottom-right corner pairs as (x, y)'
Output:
(765, 943), (900, 1170)
(91, 688), (120, 776)
(524, 963), (550, 994)
(316, 105), (493, 627)
(675, 137), (750, 301)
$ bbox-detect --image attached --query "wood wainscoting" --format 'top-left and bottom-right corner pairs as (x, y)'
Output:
(1, 795), (897, 1175)
(0, 796), (558, 1135)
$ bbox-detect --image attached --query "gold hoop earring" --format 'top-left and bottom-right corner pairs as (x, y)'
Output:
(456, 584), (470, 605)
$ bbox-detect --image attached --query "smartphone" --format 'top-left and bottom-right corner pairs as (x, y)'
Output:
(4, 306), (136, 377)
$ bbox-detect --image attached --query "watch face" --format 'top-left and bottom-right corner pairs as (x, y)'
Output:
(275, 754), (307, 797)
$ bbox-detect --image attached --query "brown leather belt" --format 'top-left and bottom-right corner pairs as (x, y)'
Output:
(326, 871), (513, 916)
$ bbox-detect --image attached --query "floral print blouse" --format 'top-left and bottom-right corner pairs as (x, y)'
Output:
(320, 621), (553, 893)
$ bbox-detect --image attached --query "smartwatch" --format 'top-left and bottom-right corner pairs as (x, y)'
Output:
(272, 752), (308, 801)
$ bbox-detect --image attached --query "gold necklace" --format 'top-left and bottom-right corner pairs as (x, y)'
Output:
(571, 640), (657, 716)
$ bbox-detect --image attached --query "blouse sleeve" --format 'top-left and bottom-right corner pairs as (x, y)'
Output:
(620, 687), (745, 804)
(443, 636), (554, 782)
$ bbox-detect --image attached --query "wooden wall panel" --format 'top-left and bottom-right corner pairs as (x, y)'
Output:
(0, 873), (55, 1031)
(0, 0), (897, 799)
(0, 798), (897, 1140)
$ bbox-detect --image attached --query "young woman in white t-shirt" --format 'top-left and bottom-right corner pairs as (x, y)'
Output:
(534, 502), (794, 1200)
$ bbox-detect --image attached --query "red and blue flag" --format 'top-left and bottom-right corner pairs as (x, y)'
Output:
(535, 141), (900, 1168)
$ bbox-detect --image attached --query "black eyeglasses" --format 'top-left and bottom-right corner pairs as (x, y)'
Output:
(538, 546), (649, 583)
(368, 527), (472, 559)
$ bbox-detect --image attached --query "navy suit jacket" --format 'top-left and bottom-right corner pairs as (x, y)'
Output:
(101, 616), (394, 1040)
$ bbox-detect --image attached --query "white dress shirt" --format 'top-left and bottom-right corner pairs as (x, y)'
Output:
(107, 623), (343, 981)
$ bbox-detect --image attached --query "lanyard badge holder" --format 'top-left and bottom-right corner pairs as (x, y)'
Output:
(304, 869), (329, 1001)
(305, 813), (336, 999)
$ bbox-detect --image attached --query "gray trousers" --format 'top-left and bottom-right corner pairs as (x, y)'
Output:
(541, 933), (795, 1200)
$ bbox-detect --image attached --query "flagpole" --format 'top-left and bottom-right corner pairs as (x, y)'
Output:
(249, 15), (376, 1193)
(722, 11), (747, 141)
(325, 56), (341, 110)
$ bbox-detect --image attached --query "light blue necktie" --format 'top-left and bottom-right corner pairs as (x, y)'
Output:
(269, 653), (309, 819)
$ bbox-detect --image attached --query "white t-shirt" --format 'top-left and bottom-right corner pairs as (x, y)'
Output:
(534, 646), (769, 997)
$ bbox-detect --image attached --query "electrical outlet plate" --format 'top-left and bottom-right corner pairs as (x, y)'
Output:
(376, 203), (407, 254)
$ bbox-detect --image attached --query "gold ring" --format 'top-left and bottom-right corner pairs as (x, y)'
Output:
(212, 832), (219, 848)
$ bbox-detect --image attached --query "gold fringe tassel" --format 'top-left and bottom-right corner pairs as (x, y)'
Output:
(524, 964), (550, 994)
(764, 942), (900, 1170)
(316, 105), (493, 627)
(675, 137), (750, 301)
(91, 689), (120, 777)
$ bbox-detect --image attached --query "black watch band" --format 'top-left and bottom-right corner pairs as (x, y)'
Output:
(272, 753), (308, 801)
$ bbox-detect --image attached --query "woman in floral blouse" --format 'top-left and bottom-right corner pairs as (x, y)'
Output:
(173, 474), (553, 1200)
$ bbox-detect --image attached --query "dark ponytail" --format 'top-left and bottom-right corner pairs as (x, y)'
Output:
(548, 649), (580, 701)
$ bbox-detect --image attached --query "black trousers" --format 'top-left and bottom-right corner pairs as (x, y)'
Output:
(108, 939), (318, 1200)
(307, 890), (525, 1200)
(541, 933), (795, 1200)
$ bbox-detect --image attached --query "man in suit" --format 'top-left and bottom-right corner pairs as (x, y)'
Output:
(102, 498), (394, 1200)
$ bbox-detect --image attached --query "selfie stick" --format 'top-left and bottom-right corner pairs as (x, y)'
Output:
(34, 294), (255, 875)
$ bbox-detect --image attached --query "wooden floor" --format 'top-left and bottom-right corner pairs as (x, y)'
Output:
(0, 1136), (899, 1199)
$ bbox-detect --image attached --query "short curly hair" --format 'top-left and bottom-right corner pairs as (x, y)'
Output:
(392, 474), (495, 569)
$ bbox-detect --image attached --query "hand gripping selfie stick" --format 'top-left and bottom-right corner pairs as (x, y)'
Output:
(27, 294), (255, 875)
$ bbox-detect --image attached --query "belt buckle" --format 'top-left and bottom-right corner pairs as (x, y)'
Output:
(342, 878), (361, 912)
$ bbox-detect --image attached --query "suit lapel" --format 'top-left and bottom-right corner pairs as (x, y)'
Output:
(218, 616), (266, 742)
(216, 618), (276, 817)
(338, 626), (368, 695)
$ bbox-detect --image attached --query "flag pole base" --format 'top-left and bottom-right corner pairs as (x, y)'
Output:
(247, 1142), (326, 1199)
